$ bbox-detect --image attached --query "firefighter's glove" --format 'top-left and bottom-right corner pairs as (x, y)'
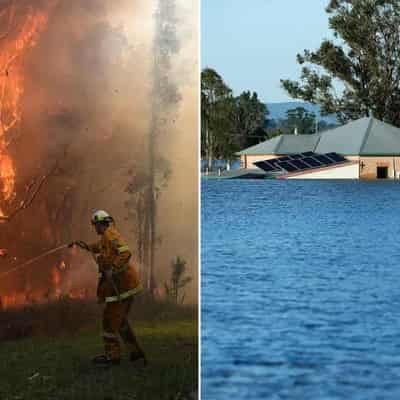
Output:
(68, 241), (89, 251)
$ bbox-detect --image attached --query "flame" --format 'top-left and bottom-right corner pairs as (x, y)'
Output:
(51, 265), (61, 286)
(1, 291), (36, 309)
(1, 261), (94, 309)
(0, 7), (49, 215)
(0, 289), (95, 309)
(50, 264), (62, 298)
(0, 155), (15, 200)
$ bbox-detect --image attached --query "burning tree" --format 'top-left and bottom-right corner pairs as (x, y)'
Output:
(0, 1), (62, 308)
(0, 1), (64, 247)
(0, 0), (187, 308)
(0, 2), (53, 219)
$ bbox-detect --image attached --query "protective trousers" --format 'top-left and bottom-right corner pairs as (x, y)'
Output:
(102, 297), (142, 361)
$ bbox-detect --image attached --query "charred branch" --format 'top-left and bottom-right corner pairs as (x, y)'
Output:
(0, 162), (59, 223)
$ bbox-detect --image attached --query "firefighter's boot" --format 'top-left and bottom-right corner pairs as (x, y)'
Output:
(130, 349), (147, 366)
(92, 354), (120, 366)
(120, 318), (147, 366)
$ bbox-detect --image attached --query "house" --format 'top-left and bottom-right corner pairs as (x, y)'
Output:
(237, 117), (400, 179)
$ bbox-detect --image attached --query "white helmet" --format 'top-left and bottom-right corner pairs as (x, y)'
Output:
(91, 210), (113, 225)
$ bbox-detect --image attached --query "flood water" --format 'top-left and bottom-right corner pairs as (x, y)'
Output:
(201, 179), (400, 399)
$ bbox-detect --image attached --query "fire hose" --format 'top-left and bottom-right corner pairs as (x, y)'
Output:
(0, 244), (69, 279)
(0, 241), (121, 301)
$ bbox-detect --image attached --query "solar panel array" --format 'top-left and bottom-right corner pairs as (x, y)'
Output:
(254, 152), (348, 174)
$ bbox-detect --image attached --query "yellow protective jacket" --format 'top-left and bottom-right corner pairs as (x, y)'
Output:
(88, 226), (142, 303)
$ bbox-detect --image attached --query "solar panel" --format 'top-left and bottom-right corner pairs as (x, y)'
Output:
(314, 154), (335, 165)
(253, 152), (349, 175)
(290, 159), (311, 170)
(302, 157), (322, 168)
(268, 159), (281, 167)
(325, 152), (346, 163)
(254, 161), (279, 172)
(276, 156), (292, 162)
(288, 154), (303, 160)
(266, 161), (280, 171)
(268, 160), (281, 170)
(277, 161), (298, 172)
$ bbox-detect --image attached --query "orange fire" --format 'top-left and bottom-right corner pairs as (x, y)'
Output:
(0, 253), (96, 309)
(51, 264), (61, 297)
(0, 290), (40, 309)
(0, 7), (49, 215)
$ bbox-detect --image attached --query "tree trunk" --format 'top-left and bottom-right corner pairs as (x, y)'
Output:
(205, 117), (213, 171)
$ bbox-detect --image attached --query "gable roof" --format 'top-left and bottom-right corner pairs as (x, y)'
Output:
(238, 117), (400, 156)
(277, 134), (321, 154)
(315, 117), (371, 155)
(237, 134), (320, 155)
(361, 118), (400, 155)
(237, 135), (283, 155)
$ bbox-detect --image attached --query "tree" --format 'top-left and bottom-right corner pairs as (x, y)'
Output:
(164, 256), (192, 304)
(286, 107), (317, 134)
(247, 126), (269, 146)
(233, 91), (268, 148)
(0, 161), (60, 223)
(144, 0), (180, 295)
(0, 2), (51, 219)
(201, 69), (268, 166)
(201, 68), (236, 169)
(281, 0), (400, 125)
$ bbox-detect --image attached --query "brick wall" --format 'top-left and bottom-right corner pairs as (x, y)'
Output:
(359, 156), (400, 179)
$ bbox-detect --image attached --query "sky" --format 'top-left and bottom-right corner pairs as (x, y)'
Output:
(201, 0), (334, 103)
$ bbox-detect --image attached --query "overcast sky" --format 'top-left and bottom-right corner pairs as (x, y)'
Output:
(201, 0), (334, 103)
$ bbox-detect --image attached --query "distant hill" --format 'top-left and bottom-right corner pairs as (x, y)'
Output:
(266, 101), (337, 124)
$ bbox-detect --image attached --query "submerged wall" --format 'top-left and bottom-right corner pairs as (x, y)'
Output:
(286, 162), (359, 180)
(359, 156), (400, 180)
(243, 153), (400, 180)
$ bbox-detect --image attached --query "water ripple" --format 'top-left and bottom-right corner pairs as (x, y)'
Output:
(202, 180), (400, 399)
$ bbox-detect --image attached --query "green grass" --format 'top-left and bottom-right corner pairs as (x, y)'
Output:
(0, 300), (198, 400)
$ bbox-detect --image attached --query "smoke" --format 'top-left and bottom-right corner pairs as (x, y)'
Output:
(153, 0), (199, 301)
(0, 0), (198, 304)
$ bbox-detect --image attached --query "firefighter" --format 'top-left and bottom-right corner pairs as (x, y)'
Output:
(70, 210), (146, 366)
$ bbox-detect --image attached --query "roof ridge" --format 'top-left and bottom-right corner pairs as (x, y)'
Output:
(359, 117), (374, 154)
(313, 132), (322, 152)
(275, 134), (285, 154)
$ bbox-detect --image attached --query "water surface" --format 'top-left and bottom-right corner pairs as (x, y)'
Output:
(202, 179), (400, 399)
